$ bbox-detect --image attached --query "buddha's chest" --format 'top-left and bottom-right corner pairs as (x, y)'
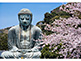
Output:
(20, 30), (31, 41)
(19, 30), (35, 48)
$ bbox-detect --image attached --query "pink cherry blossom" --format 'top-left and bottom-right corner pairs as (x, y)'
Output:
(35, 2), (81, 58)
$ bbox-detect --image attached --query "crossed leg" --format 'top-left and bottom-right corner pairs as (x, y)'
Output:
(1, 51), (22, 59)
(1, 51), (41, 59)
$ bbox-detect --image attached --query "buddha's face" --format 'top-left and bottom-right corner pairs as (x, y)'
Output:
(19, 14), (31, 26)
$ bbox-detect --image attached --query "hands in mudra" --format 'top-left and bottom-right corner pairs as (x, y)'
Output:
(10, 46), (39, 54)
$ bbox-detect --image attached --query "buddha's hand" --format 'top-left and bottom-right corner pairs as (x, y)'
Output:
(18, 49), (32, 53)
(10, 46), (19, 52)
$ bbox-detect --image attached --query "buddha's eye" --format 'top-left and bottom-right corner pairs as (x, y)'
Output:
(21, 18), (24, 20)
(27, 15), (29, 16)
(26, 18), (29, 20)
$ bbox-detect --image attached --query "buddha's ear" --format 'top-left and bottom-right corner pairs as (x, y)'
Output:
(18, 15), (20, 21)
(30, 14), (32, 23)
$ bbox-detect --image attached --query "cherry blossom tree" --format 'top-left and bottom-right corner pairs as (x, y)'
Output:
(36, 2), (81, 59)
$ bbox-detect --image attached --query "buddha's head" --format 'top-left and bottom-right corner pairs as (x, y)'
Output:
(18, 8), (32, 26)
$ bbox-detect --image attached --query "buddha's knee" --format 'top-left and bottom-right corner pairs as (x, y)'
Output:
(1, 51), (21, 58)
(33, 51), (41, 58)
(1, 51), (13, 58)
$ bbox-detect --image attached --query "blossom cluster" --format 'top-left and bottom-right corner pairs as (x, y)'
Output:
(38, 17), (81, 58)
(59, 2), (81, 15)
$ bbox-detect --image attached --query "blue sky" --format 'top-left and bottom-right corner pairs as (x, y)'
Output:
(0, 2), (67, 29)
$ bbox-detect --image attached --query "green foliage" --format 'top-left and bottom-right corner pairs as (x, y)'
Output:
(37, 10), (71, 36)
(36, 21), (44, 26)
(62, 5), (65, 9)
(44, 30), (54, 35)
(0, 33), (8, 50)
(51, 6), (60, 13)
(44, 18), (50, 24)
(44, 12), (52, 19)
(40, 43), (63, 59)
(66, 7), (69, 10)
(44, 11), (71, 24)
(76, 24), (81, 29)
(61, 15), (70, 19)
(52, 16), (59, 20)
(44, 12), (53, 24)
(59, 11), (70, 17)
(78, 14), (81, 19)
(37, 24), (54, 35)
(36, 6), (71, 36)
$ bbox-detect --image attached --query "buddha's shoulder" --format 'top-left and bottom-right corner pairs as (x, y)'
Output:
(8, 25), (19, 31)
(32, 25), (41, 31)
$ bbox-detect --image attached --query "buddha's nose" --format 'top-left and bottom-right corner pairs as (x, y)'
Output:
(23, 19), (27, 24)
(24, 22), (27, 24)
